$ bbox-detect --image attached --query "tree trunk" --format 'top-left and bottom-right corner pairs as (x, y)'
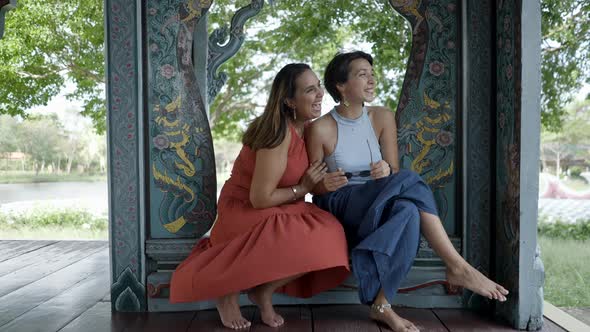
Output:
(66, 157), (73, 174)
(56, 156), (61, 174)
(556, 150), (560, 179)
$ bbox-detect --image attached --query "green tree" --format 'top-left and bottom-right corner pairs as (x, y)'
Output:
(541, 99), (590, 177)
(0, 115), (21, 153)
(1, 0), (588, 137)
(19, 114), (66, 174)
(541, 0), (590, 132)
(0, 0), (105, 132)
(207, 0), (409, 140)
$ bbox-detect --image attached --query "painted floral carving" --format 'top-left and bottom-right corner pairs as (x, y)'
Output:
(429, 61), (445, 76)
(160, 64), (175, 79)
(153, 134), (170, 150)
(436, 130), (453, 147)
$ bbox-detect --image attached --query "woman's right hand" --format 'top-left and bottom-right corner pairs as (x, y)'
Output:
(299, 161), (328, 193)
(321, 168), (348, 192)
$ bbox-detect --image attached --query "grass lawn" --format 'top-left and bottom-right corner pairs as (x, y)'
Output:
(563, 177), (590, 191)
(540, 236), (590, 307)
(0, 171), (106, 184)
(0, 209), (108, 240)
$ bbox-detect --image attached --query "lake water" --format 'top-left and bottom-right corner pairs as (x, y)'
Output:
(0, 182), (108, 217)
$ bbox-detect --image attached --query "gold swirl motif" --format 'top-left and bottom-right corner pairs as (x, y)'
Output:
(182, 0), (212, 22)
(163, 216), (187, 233)
(426, 161), (454, 187)
(409, 116), (450, 174)
(171, 131), (196, 177)
(152, 165), (196, 203)
(406, 92), (453, 173)
(155, 96), (197, 177)
(165, 95), (181, 113)
(424, 92), (441, 109)
(391, 0), (423, 20)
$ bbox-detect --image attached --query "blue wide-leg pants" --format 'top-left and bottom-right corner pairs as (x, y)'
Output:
(313, 169), (438, 304)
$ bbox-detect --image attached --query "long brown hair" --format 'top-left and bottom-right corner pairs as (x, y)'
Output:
(242, 63), (311, 150)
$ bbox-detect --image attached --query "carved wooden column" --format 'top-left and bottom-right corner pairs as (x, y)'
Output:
(494, 0), (544, 329)
(143, 0), (264, 311)
(105, 0), (147, 312)
(388, 0), (463, 307)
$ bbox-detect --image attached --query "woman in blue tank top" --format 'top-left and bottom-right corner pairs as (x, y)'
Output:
(306, 51), (509, 332)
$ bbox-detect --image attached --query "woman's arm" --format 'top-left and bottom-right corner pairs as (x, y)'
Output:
(250, 129), (325, 209)
(249, 130), (296, 209)
(305, 119), (347, 195)
(371, 107), (400, 173)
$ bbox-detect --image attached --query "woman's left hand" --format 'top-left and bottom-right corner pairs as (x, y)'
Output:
(370, 160), (391, 179)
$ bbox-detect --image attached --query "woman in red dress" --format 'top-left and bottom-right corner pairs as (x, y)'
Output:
(170, 63), (350, 329)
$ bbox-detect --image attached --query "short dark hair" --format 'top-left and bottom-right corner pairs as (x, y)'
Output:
(324, 51), (374, 103)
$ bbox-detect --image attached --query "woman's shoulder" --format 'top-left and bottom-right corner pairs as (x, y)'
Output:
(367, 105), (394, 119)
(306, 114), (336, 139)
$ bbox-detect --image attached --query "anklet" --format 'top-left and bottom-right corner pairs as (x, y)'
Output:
(371, 303), (391, 313)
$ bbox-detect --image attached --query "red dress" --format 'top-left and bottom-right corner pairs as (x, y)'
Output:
(170, 126), (350, 303)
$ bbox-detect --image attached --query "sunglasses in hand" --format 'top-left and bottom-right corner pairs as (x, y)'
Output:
(343, 170), (372, 179)
(341, 139), (374, 179)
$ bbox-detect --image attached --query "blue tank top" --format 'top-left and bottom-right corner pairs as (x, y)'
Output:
(324, 107), (382, 185)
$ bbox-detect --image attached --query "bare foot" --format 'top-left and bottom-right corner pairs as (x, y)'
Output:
(216, 293), (251, 330)
(369, 305), (419, 332)
(446, 263), (509, 302)
(247, 286), (284, 327)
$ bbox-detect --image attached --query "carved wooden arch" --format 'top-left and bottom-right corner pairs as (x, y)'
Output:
(205, 0), (460, 238)
(106, 0), (463, 312)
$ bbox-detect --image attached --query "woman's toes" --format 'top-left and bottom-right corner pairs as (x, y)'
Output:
(499, 286), (509, 295)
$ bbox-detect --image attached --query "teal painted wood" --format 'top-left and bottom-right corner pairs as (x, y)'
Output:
(193, 12), (209, 110)
(518, 0), (544, 329)
(207, 0), (264, 104)
(389, 0), (459, 236)
(463, 0), (493, 312)
(146, 0), (216, 239)
(0, 0), (16, 40)
(105, 0), (146, 312)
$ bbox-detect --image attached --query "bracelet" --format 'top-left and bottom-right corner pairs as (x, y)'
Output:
(290, 186), (298, 201)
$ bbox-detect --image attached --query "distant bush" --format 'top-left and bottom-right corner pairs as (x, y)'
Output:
(538, 218), (590, 240)
(0, 209), (108, 232)
(569, 166), (584, 179)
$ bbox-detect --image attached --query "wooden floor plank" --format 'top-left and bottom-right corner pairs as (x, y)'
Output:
(313, 304), (380, 332)
(0, 248), (109, 326)
(0, 269), (109, 332)
(0, 241), (107, 297)
(434, 309), (517, 331)
(250, 305), (312, 332)
(58, 302), (118, 332)
(0, 241), (85, 277)
(116, 312), (196, 332)
(0, 240), (18, 250)
(539, 318), (570, 332)
(189, 306), (256, 332)
(0, 240), (57, 262)
(376, 308), (449, 332)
